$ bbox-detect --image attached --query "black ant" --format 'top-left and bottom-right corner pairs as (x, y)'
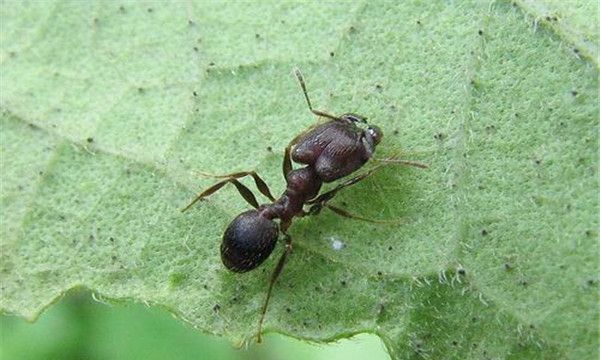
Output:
(182, 69), (426, 342)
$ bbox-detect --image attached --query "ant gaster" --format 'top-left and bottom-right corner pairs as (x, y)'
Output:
(182, 69), (426, 342)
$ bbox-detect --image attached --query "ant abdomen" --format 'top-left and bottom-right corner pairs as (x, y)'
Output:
(220, 209), (279, 273)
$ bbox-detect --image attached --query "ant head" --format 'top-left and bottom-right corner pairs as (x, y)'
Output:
(341, 113), (383, 147)
(366, 125), (383, 146)
(340, 113), (368, 124)
(221, 210), (279, 273)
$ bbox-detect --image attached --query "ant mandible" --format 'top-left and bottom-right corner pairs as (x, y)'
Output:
(182, 69), (426, 342)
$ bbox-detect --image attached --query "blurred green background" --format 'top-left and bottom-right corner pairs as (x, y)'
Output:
(0, 292), (390, 360)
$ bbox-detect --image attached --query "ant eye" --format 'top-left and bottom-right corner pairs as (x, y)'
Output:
(366, 125), (383, 145)
(341, 113), (368, 123)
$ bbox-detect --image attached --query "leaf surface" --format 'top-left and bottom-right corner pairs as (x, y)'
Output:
(1, 1), (597, 359)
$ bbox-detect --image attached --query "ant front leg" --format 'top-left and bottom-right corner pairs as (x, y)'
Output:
(256, 231), (293, 343)
(283, 144), (293, 178)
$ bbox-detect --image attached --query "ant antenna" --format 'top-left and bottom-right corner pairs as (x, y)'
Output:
(293, 68), (340, 121)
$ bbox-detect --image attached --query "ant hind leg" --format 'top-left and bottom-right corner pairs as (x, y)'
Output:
(181, 177), (261, 212)
(256, 232), (293, 343)
(193, 170), (276, 201)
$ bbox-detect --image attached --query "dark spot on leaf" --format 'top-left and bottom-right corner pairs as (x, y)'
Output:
(348, 26), (356, 33)
(86, 137), (94, 143)
(504, 263), (512, 271)
(330, 51), (335, 57)
(392, 129), (399, 135)
(375, 84), (383, 92)
(193, 91), (197, 97)
(478, 29), (483, 35)
(213, 304), (220, 312)
(573, 48), (579, 54)
(471, 316), (477, 322)
(193, 47), (199, 52)
(147, 8), (153, 13)
(481, 229), (488, 236)
(457, 268), (466, 276)
(520, 279), (528, 287)
(137, 87), (144, 93)
(452, 340), (458, 346)
(286, 307), (291, 313)
(388, 246), (393, 251)
(340, 280), (346, 286)
(209, 62), (215, 66)
(188, 19), (195, 26)
(255, 33), (260, 39)
(119, 5), (125, 12)
(587, 279), (596, 286)
(377, 271), (383, 276)
(571, 90), (578, 96)
(266, 146), (272, 152)
(111, 255), (117, 261)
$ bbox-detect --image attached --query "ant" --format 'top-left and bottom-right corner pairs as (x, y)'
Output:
(182, 69), (426, 342)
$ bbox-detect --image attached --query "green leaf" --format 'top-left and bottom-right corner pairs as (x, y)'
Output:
(1, 1), (597, 359)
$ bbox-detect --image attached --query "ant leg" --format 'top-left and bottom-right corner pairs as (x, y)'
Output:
(372, 158), (428, 169)
(194, 170), (276, 201)
(257, 232), (293, 343)
(306, 163), (388, 206)
(293, 68), (340, 121)
(282, 127), (313, 177)
(181, 178), (260, 212)
(283, 144), (293, 178)
(309, 203), (404, 224)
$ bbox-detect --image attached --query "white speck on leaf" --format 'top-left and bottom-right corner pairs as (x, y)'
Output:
(330, 238), (346, 251)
